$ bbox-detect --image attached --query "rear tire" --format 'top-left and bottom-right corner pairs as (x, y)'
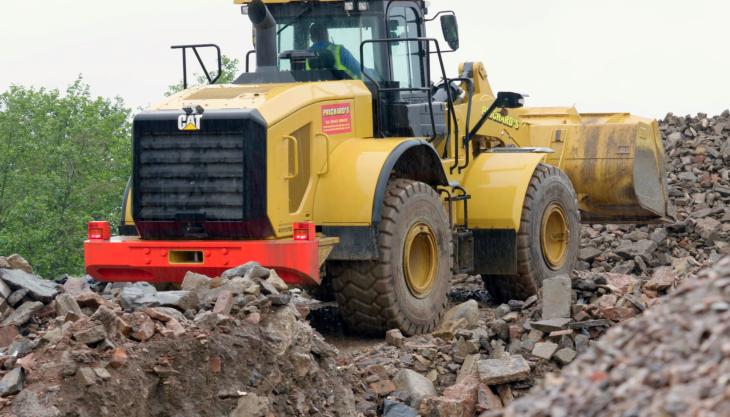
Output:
(484, 164), (580, 302)
(330, 179), (452, 336)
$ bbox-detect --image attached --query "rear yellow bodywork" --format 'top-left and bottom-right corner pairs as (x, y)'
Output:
(125, 59), (670, 241)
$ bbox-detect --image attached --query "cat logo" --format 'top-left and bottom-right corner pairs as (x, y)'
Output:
(178, 114), (203, 131)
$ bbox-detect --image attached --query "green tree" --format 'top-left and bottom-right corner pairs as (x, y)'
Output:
(0, 77), (131, 278)
(166, 55), (241, 96)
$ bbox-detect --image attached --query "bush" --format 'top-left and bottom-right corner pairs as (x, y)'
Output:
(0, 78), (131, 277)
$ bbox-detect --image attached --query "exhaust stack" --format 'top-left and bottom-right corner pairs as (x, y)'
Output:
(248, 0), (277, 71)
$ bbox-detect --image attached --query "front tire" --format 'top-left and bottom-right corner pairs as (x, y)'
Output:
(484, 164), (580, 302)
(330, 179), (452, 336)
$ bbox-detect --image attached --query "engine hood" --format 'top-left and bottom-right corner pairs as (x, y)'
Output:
(149, 81), (372, 127)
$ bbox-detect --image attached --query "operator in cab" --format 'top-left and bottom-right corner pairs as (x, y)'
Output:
(307, 23), (361, 79)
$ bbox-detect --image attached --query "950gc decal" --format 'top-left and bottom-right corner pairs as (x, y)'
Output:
(178, 114), (203, 131)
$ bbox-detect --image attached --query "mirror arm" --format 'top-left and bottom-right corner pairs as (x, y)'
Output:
(425, 10), (456, 22)
(468, 101), (502, 140)
(468, 92), (524, 139)
(428, 48), (458, 55)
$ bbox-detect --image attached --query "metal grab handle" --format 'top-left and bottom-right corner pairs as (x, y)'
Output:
(283, 136), (299, 180)
(171, 44), (222, 89)
(245, 50), (256, 73)
(315, 132), (330, 175)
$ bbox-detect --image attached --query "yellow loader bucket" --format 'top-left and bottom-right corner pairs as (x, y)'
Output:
(559, 118), (674, 224)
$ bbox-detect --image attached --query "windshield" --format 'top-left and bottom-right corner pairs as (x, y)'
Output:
(274, 9), (383, 80)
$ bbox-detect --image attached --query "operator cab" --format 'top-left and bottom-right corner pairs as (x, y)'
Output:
(235, 0), (460, 138)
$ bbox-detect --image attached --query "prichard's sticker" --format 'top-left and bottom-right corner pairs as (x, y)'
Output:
(321, 103), (352, 135)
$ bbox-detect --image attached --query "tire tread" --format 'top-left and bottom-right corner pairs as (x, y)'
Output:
(330, 179), (452, 336)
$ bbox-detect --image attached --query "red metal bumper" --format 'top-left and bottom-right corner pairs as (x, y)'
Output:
(84, 236), (321, 286)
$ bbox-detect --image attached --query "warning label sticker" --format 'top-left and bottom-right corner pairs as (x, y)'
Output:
(321, 103), (352, 135)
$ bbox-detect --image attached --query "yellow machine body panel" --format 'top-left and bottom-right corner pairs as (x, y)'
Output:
(122, 188), (134, 228)
(313, 138), (418, 226)
(454, 153), (547, 230)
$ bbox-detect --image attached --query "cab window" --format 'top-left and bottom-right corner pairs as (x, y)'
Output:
(387, 5), (425, 89)
(275, 13), (378, 77)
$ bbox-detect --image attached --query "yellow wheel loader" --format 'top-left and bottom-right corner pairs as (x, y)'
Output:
(85, 0), (673, 336)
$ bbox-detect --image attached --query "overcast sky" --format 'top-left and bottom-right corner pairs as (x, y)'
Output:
(2, 0), (728, 118)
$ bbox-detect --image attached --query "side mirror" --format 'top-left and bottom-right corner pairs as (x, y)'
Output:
(495, 92), (525, 109)
(440, 14), (460, 51)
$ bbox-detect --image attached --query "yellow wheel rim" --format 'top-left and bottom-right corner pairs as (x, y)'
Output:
(403, 222), (439, 298)
(541, 203), (569, 270)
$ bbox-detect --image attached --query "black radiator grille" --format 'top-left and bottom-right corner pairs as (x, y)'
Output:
(136, 133), (245, 221)
(131, 110), (269, 239)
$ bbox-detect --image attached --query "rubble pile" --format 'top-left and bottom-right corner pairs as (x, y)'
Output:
(0, 255), (356, 417)
(503, 256), (730, 417)
(339, 268), (687, 417)
(578, 111), (730, 277)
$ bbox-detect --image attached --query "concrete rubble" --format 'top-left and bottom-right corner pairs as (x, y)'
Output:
(0, 256), (357, 416)
(503, 257), (730, 417)
(338, 259), (689, 417)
